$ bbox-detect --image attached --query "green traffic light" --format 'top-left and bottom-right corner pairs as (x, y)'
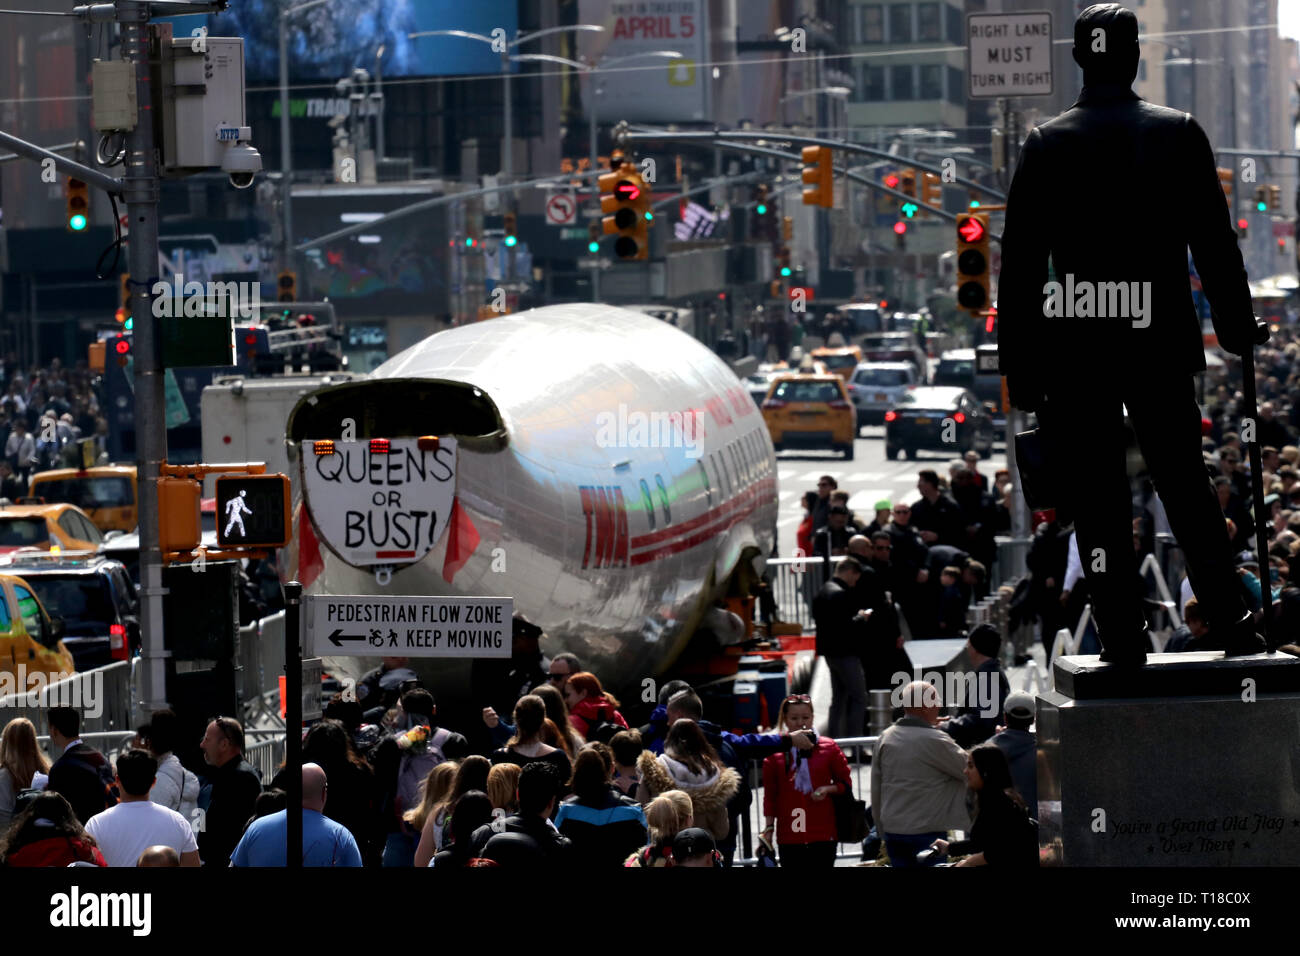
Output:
(969, 200), (981, 208)
(1257, 201), (1268, 212)
(756, 203), (767, 215)
(69, 214), (87, 231)
(124, 317), (133, 331)
(644, 211), (653, 221)
(780, 266), (792, 277)
(587, 241), (600, 253)
(504, 235), (517, 247)
(901, 202), (918, 218)
(465, 237), (474, 247)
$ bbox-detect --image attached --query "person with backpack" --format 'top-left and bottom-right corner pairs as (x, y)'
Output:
(197, 716), (263, 867)
(143, 709), (200, 827)
(929, 743), (1039, 868)
(369, 688), (467, 867)
(554, 748), (647, 868)
(0, 718), (49, 832)
(44, 707), (117, 826)
(467, 761), (573, 868)
(561, 672), (628, 743)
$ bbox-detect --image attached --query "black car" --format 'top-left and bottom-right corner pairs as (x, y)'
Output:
(884, 386), (996, 461)
(1, 555), (139, 671)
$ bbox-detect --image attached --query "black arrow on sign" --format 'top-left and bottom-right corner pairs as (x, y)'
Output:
(327, 628), (367, 648)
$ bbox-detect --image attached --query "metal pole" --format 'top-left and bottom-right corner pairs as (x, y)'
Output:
(120, 3), (167, 715)
(589, 75), (600, 302)
(374, 49), (385, 162)
(502, 51), (512, 180)
(279, 12), (292, 271)
(284, 581), (302, 866)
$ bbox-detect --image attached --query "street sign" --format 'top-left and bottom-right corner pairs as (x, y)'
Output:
(546, 193), (577, 226)
(967, 12), (1053, 99)
(215, 473), (290, 547)
(302, 657), (323, 720)
(304, 594), (513, 658)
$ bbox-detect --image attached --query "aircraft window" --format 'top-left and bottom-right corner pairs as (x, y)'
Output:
(639, 479), (656, 531)
(718, 450), (734, 497)
(655, 474), (671, 524)
(728, 443), (743, 490)
(696, 460), (712, 508)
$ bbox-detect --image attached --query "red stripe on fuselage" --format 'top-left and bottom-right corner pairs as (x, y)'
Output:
(628, 476), (776, 566)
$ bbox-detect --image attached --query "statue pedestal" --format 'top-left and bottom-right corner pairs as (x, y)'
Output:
(1037, 652), (1300, 866)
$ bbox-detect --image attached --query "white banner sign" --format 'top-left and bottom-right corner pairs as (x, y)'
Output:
(302, 437), (458, 567)
(305, 595), (513, 658)
(967, 12), (1053, 99)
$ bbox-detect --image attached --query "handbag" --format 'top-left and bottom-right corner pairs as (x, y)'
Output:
(1014, 426), (1057, 511)
(831, 785), (868, 845)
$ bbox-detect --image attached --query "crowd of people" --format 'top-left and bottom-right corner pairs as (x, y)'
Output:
(0, 354), (110, 487)
(0, 609), (1040, 868)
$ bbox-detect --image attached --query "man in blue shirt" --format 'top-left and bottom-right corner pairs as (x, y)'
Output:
(230, 763), (362, 867)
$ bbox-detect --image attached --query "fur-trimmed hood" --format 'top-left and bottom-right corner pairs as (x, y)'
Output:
(637, 750), (740, 817)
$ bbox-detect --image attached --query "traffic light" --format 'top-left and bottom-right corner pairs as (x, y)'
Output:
(1255, 186), (1268, 213)
(1217, 167), (1233, 203)
(600, 162), (651, 260)
(158, 476), (201, 555)
(65, 177), (89, 232)
(801, 146), (833, 208)
(503, 212), (517, 247)
(921, 172), (941, 217)
(277, 271), (296, 302)
(894, 220), (907, 249)
(214, 474), (291, 548)
(883, 171), (900, 190)
(955, 213), (990, 314)
(754, 184), (769, 216)
(899, 168), (917, 218)
(1237, 217), (1249, 238)
(1270, 185), (1282, 210)
(587, 220), (601, 254)
(116, 273), (130, 326)
(776, 245), (792, 277)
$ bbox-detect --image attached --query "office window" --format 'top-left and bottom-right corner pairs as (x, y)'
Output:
(917, 3), (941, 41)
(889, 4), (912, 43)
(862, 5), (884, 42)
(863, 65), (886, 101)
(947, 65), (965, 105)
(919, 63), (942, 99)
(891, 64), (914, 100)
(947, 3), (963, 43)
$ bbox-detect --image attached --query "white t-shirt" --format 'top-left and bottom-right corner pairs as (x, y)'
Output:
(84, 799), (198, 867)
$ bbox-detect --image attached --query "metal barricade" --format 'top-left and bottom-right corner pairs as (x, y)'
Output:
(244, 729), (287, 784)
(0, 661), (132, 737)
(764, 555), (831, 632)
(36, 730), (137, 763)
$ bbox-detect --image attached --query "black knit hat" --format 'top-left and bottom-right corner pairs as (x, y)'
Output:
(968, 623), (1002, 659)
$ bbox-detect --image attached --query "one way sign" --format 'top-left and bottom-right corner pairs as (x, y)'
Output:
(304, 594), (513, 658)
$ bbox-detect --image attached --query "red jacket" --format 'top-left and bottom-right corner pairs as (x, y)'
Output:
(762, 737), (853, 846)
(6, 835), (107, 867)
(796, 515), (814, 558)
(568, 696), (628, 739)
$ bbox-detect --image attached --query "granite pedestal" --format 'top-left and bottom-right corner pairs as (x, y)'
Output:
(1038, 651), (1300, 866)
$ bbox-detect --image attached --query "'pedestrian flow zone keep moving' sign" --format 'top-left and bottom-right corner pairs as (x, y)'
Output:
(967, 12), (1053, 99)
(304, 594), (513, 658)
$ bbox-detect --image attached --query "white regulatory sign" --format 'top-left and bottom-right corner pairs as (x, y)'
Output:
(546, 193), (576, 226)
(302, 437), (458, 568)
(967, 12), (1053, 99)
(305, 595), (513, 658)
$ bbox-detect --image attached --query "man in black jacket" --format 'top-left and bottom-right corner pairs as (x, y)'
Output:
(45, 707), (116, 825)
(197, 717), (263, 866)
(998, 3), (1266, 661)
(813, 556), (871, 741)
(469, 761), (572, 867)
(911, 470), (965, 549)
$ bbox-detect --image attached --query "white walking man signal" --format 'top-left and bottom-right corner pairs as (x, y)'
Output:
(224, 489), (252, 538)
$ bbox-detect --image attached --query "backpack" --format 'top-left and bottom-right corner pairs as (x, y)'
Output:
(395, 727), (452, 821)
(65, 750), (118, 814)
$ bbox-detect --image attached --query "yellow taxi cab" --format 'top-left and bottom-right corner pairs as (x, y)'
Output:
(0, 570), (74, 690)
(29, 465), (137, 533)
(0, 503), (104, 556)
(760, 373), (856, 460)
(810, 345), (865, 382)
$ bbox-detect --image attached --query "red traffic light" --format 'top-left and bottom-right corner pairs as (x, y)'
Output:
(893, 221), (907, 235)
(957, 216), (986, 243)
(884, 173), (900, 189)
(613, 180), (641, 202)
(1237, 218), (1249, 231)
(114, 338), (130, 354)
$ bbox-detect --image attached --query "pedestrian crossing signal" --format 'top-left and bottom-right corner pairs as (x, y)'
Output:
(215, 474), (290, 548)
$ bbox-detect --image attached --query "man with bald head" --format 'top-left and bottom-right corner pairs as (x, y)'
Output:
(870, 681), (971, 867)
(230, 763), (362, 867)
(137, 846), (181, 867)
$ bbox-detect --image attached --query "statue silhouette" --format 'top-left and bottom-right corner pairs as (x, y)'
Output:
(997, 3), (1267, 664)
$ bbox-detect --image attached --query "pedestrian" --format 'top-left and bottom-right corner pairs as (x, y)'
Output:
(143, 709), (199, 826)
(936, 565), (968, 637)
(625, 790), (693, 867)
(812, 475), (836, 535)
(430, 791), (495, 868)
(813, 504), (855, 566)
(991, 692), (1038, 816)
(911, 470), (965, 549)
(283, 719), (375, 861)
(486, 762), (520, 816)
(84, 749), (199, 867)
(929, 744), (1038, 867)
(471, 614), (551, 721)
(635, 718), (740, 842)
(761, 694), (853, 868)
(940, 624), (1012, 748)
(813, 555), (872, 742)
(0, 792), (105, 867)
(467, 761), (573, 867)
(136, 846), (181, 867)
(998, 1), (1266, 659)
(0, 718), (49, 832)
(545, 652), (583, 695)
(796, 490), (818, 557)
(864, 499), (893, 537)
(562, 672), (629, 742)
(45, 706), (117, 825)
(197, 716), (263, 867)
(413, 754), (490, 867)
(489, 694), (573, 780)
(672, 827), (723, 867)
(554, 748), (648, 868)
(230, 763), (362, 867)
(870, 681), (971, 867)
(608, 729), (643, 798)
(399, 760), (457, 863)
(532, 683), (585, 757)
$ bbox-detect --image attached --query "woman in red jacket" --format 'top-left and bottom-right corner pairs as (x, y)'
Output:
(761, 694), (852, 869)
(796, 491), (818, 558)
(0, 792), (106, 867)
(562, 672), (629, 742)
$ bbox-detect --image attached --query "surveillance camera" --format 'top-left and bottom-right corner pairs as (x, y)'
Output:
(222, 132), (262, 190)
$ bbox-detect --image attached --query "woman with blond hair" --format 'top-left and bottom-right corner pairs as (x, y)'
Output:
(414, 755), (490, 867)
(486, 762), (520, 816)
(0, 718), (49, 832)
(625, 790), (694, 867)
(400, 761), (457, 849)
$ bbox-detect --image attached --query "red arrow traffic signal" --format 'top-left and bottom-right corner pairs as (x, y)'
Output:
(957, 216), (986, 243)
(614, 181), (641, 202)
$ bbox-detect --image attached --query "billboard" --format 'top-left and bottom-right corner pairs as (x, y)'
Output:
(578, 0), (709, 123)
(166, 0), (517, 83)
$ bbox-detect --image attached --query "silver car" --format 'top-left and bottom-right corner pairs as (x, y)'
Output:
(849, 361), (919, 430)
